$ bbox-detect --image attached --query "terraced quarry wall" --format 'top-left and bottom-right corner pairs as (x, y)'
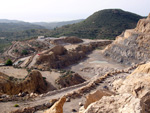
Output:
(103, 14), (150, 65)
(34, 40), (112, 70)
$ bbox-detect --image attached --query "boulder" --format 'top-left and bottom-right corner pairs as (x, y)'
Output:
(84, 90), (113, 109)
(44, 96), (66, 113)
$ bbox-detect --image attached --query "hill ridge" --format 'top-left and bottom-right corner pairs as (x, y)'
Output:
(48, 9), (143, 39)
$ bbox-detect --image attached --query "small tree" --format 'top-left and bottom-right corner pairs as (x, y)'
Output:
(21, 50), (28, 55)
(5, 59), (13, 66)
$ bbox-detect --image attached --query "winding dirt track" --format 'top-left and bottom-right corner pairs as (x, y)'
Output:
(3, 42), (18, 58)
(0, 80), (90, 113)
(0, 61), (144, 113)
(0, 39), (136, 113)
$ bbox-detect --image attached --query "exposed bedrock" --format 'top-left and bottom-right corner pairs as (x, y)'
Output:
(103, 14), (150, 65)
(0, 70), (47, 95)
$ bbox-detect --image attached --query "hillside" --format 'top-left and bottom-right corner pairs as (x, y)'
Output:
(0, 29), (50, 53)
(33, 19), (84, 29)
(0, 19), (84, 53)
(48, 9), (143, 39)
(0, 19), (23, 23)
(0, 19), (46, 53)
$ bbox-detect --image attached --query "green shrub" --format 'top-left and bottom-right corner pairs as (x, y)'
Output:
(14, 49), (18, 53)
(26, 68), (31, 73)
(5, 59), (13, 66)
(42, 77), (47, 86)
(9, 76), (14, 80)
(14, 104), (19, 107)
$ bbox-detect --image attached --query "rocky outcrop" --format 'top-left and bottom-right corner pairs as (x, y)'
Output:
(50, 36), (83, 45)
(43, 45), (67, 55)
(0, 70), (47, 95)
(113, 63), (150, 98)
(84, 90), (113, 109)
(112, 62), (150, 113)
(135, 14), (150, 33)
(83, 93), (142, 113)
(55, 71), (85, 88)
(44, 96), (66, 113)
(103, 14), (150, 65)
(79, 62), (150, 113)
(35, 40), (112, 70)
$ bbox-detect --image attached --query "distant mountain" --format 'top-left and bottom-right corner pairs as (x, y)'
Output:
(48, 9), (143, 39)
(33, 19), (84, 29)
(0, 19), (24, 23)
(0, 19), (45, 32)
(0, 19), (46, 52)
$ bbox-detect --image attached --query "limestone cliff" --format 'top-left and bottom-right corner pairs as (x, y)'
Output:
(83, 93), (142, 113)
(0, 70), (47, 95)
(103, 14), (150, 65)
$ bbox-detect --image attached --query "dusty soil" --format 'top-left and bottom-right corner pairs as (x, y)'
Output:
(0, 66), (28, 78)
(0, 66), (61, 88)
(66, 49), (126, 79)
(0, 39), (129, 113)
(0, 48), (130, 113)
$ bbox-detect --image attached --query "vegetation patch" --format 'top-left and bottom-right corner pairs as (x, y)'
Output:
(5, 59), (13, 66)
(48, 9), (142, 39)
(14, 104), (19, 107)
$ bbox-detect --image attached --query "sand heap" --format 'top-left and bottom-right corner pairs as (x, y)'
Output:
(50, 36), (83, 45)
(103, 14), (150, 65)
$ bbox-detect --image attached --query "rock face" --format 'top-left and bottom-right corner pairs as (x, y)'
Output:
(103, 14), (150, 65)
(84, 93), (142, 113)
(0, 70), (47, 95)
(35, 40), (112, 70)
(47, 45), (67, 55)
(84, 90), (113, 109)
(44, 96), (66, 113)
(55, 71), (85, 88)
(113, 63), (150, 113)
(113, 63), (150, 98)
(80, 62), (150, 113)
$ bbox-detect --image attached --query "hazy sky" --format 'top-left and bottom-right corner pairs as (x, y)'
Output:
(0, 0), (149, 22)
